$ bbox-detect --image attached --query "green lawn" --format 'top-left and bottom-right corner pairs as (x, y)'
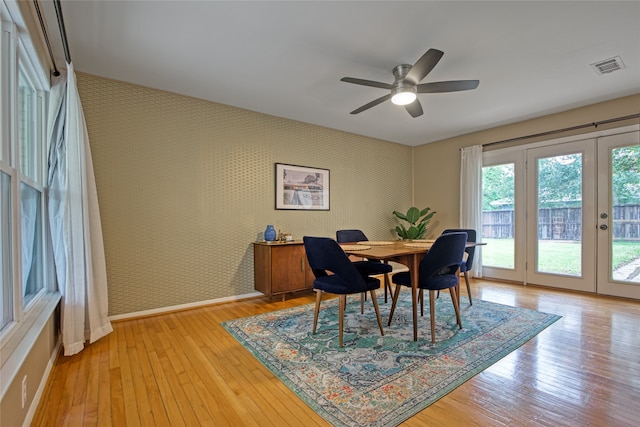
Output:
(482, 238), (640, 275)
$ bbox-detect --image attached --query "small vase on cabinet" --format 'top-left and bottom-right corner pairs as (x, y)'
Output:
(264, 225), (277, 241)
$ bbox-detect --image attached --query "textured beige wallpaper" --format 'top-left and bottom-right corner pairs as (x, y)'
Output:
(76, 73), (413, 315)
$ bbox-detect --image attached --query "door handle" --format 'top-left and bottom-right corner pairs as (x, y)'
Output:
(599, 224), (608, 230)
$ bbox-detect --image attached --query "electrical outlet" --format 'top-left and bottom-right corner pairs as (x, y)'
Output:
(21, 375), (27, 408)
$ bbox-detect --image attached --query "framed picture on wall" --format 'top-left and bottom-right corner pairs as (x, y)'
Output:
(275, 163), (330, 210)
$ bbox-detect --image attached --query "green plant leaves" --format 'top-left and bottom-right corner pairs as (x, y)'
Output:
(405, 207), (421, 224)
(392, 210), (408, 222)
(392, 206), (436, 239)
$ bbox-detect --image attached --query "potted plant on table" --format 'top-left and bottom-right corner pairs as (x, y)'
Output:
(392, 207), (436, 240)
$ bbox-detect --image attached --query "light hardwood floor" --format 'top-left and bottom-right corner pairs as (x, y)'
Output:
(32, 280), (640, 426)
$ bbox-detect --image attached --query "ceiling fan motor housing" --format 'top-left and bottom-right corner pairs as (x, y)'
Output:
(393, 64), (413, 84)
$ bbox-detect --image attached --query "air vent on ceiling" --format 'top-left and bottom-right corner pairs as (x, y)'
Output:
(591, 56), (625, 75)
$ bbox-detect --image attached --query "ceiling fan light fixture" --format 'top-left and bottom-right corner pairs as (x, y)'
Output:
(391, 88), (417, 105)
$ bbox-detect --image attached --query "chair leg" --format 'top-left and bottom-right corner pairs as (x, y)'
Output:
(429, 290), (437, 343)
(313, 290), (322, 334)
(464, 271), (472, 305)
(453, 284), (459, 306)
(383, 272), (391, 303)
(360, 293), (365, 314)
(369, 290), (384, 337)
(449, 286), (463, 329)
(387, 284), (403, 326)
(339, 295), (346, 347)
(418, 289), (424, 317)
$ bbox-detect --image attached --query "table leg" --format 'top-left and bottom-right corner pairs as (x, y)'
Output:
(411, 254), (419, 341)
(386, 252), (424, 342)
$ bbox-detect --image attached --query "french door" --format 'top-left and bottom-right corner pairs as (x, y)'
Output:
(482, 128), (639, 299)
(596, 132), (640, 298)
(525, 139), (596, 292)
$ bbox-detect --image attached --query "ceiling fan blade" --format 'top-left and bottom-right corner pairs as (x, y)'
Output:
(341, 77), (393, 90)
(404, 48), (444, 84)
(417, 80), (480, 93)
(404, 99), (423, 118)
(350, 94), (392, 114)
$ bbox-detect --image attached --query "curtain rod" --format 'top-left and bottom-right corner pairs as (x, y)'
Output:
(482, 113), (640, 148)
(53, 0), (71, 64)
(32, 0), (71, 77)
(33, 0), (59, 76)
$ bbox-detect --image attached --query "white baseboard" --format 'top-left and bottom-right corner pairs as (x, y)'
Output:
(108, 292), (264, 321)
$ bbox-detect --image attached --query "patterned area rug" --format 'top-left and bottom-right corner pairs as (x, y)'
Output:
(222, 292), (560, 427)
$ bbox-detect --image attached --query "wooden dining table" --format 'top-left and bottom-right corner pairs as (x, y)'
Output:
(340, 240), (483, 341)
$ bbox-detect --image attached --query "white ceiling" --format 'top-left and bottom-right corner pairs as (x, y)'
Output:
(40, 1), (640, 146)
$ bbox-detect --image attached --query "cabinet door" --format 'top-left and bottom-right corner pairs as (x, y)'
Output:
(271, 245), (309, 293)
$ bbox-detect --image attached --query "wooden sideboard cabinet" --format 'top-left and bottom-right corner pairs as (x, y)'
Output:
(253, 241), (316, 300)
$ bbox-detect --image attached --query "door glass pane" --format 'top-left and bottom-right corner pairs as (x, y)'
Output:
(482, 163), (515, 269)
(537, 154), (582, 276)
(1, 171), (13, 330)
(611, 145), (640, 283)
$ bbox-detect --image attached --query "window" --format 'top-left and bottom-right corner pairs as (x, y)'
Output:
(0, 170), (13, 329)
(17, 56), (47, 307)
(19, 69), (36, 180)
(20, 181), (44, 306)
(1, 5), (53, 336)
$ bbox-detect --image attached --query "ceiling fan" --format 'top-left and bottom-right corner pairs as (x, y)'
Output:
(341, 48), (479, 118)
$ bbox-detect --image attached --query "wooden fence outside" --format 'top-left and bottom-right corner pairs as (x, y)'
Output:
(482, 205), (640, 241)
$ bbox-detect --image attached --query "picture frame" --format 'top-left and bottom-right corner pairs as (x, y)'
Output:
(275, 163), (330, 210)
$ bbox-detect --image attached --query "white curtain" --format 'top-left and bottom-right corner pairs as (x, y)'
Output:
(48, 63), (112, 356)
(460, 145), (483, 277)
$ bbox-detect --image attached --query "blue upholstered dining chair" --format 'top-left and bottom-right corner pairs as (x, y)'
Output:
(303, 236), (385, 348)
(387, 232), (467, 343)
(336, 229), (393, 302)
(442, 228), (477, 305)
